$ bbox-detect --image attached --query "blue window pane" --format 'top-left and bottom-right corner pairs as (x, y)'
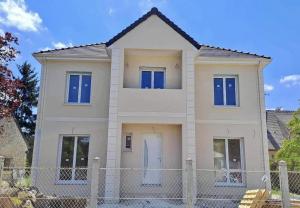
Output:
(68, 75), (79, 102)
(141, 71), (152, 88)
(154, 71), (164, 89)
(226, 78), (236, 105)
(214, 78), (224, 105)
(80, 75), (91, 103)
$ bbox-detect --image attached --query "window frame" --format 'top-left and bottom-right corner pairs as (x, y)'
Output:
(56, 135), (90, 185)
(213, 75), (239, 107)
(213, 137), (245, 187)
(139, 67), (166, 89)
(65, 72), (92, 105)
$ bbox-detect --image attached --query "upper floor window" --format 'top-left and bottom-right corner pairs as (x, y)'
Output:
(140, 68), (165, 89)
(213, 138), (244, 186)
(58, 135), (90, 183)
(67, 73), (91, 104)
(214, 75), (238, 106)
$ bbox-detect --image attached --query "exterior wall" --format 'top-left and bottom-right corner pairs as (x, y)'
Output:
(120, 124), (182, 197)
(34, 60), (110, 196)
(123, 51), (182, 89)
(195, 63), (267, 196)
(0, 117), (27, 167)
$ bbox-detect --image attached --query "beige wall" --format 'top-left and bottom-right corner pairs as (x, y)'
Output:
(195, 64), (261, 121)
(120, 124), (182, 197)
(124, 50), (182, 89)
(42, 60), (110, 118)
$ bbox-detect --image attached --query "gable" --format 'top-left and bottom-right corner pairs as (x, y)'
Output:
(107, 9), (198, 50)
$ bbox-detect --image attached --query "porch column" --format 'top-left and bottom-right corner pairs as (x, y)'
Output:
(183, 50), (197, 200)
(104, 48), (122, 202)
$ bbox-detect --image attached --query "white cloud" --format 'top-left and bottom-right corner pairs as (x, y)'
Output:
(0, 0), (42, 32)
(40, 42), (73, 51)
(52, 41), (73, 49)
(279, 74), (300, 87)
(138, 0), (168, 14)
(0, 28), (4, 35)
(108, 8), (115, 16)
(264, 84), (274, 92)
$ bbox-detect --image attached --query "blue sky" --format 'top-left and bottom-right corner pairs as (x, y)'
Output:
(0, 0), (299, 110)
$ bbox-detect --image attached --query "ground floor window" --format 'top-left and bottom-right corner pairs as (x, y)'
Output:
(213, 138), (244, 186)
(58, 135), (90, 182)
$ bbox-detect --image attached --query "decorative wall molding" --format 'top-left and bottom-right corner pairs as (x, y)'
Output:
(195, 119), (259, 125)
(45, 117), (108, 122)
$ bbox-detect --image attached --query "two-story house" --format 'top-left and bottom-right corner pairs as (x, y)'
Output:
(32, 7), (271, 202)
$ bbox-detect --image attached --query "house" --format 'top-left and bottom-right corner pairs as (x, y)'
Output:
(31, 7), (271, 202)
(266, 109), (295, 159)
(0, 117), (27, 167)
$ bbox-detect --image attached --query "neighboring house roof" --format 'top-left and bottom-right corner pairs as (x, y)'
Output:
(33, 7), (270, 60)
(266, 110), (295, 150)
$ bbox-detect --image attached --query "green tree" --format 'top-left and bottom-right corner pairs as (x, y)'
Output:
(275, 109), (300, 170)
(14, 62), (39, 165)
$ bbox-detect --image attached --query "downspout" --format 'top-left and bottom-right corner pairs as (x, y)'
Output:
(257, 60), (271, 190)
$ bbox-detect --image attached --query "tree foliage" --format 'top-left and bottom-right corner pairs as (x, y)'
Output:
(14, 62), (39, 165)
(275, 109), (300, 170)
(0, 32), (22, 118)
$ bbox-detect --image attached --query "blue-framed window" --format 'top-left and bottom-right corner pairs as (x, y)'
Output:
(141, 68), (165, 89)
(214, 76), (238, 106)
(67, 73), (91, 104)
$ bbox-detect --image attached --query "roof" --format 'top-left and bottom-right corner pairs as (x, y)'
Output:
(266, 110), (295, 150)
(33, 7), (270, 60)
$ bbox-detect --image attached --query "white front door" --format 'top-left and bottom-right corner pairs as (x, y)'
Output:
(143, 134), (162, 185)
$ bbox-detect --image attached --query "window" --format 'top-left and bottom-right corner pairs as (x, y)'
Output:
(141, 68), (165, 89)
(67, 73), (91, 104)
(214, 76), (238, 106)
(123, 133), (132, 151)
(213, 138), (244, 186)
(58, 136), (90, 182)
(4, 158), (13, 169)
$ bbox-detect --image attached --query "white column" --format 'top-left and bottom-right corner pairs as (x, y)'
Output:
(279, 161), (290, 208)
(183, 50), (197, 199)
(104, 48), (122, 202)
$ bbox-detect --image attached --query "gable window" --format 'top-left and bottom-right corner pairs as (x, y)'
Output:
(67, 73), (91, 104)
(58, 135), (90, 183)
(214, 75), (238, 106)
(213, 138), (244, 186)
(141, 68), (165, 89)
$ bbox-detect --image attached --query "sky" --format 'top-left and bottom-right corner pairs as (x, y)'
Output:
(0, 0), (299, 110)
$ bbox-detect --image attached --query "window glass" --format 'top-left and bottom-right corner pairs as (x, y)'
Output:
(80, 75), (91, 103)
(228, 139), (241, 169)
(59, 136), (75, 180)
(213, 138), (244, 185)
(141, 71), (152, 88)
(75, 136), (89, 180)
(154, 71), (164, 89)
(68, 75), (80, 103)
(226, 78), (236, 105)
(214, 78), (224, 105)
(59, 136), (89, 181)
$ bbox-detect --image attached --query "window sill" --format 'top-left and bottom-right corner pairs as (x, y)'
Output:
(214, 182), (245, 188)
(55, 180), (88, 185)
(63, 102), (92, 106)
(213, 105), (240, 109)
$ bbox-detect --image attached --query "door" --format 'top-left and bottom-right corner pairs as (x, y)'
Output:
(143, 134), (162, 185)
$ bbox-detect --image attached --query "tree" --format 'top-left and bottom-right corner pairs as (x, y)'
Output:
(14, 62), (39, 165)
(15, 62), (38, 137)
(275, 109), (300, 170)
(0, 32), (21, 118)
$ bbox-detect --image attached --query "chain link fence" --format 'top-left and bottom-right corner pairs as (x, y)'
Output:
(0, 161), (299, 207)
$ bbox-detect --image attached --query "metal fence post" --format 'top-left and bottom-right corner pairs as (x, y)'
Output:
(279, 160), (290, 208)
(89, 157), (100, 208)
(0, 156), (4, 182)
(186, 158), (193, 208)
